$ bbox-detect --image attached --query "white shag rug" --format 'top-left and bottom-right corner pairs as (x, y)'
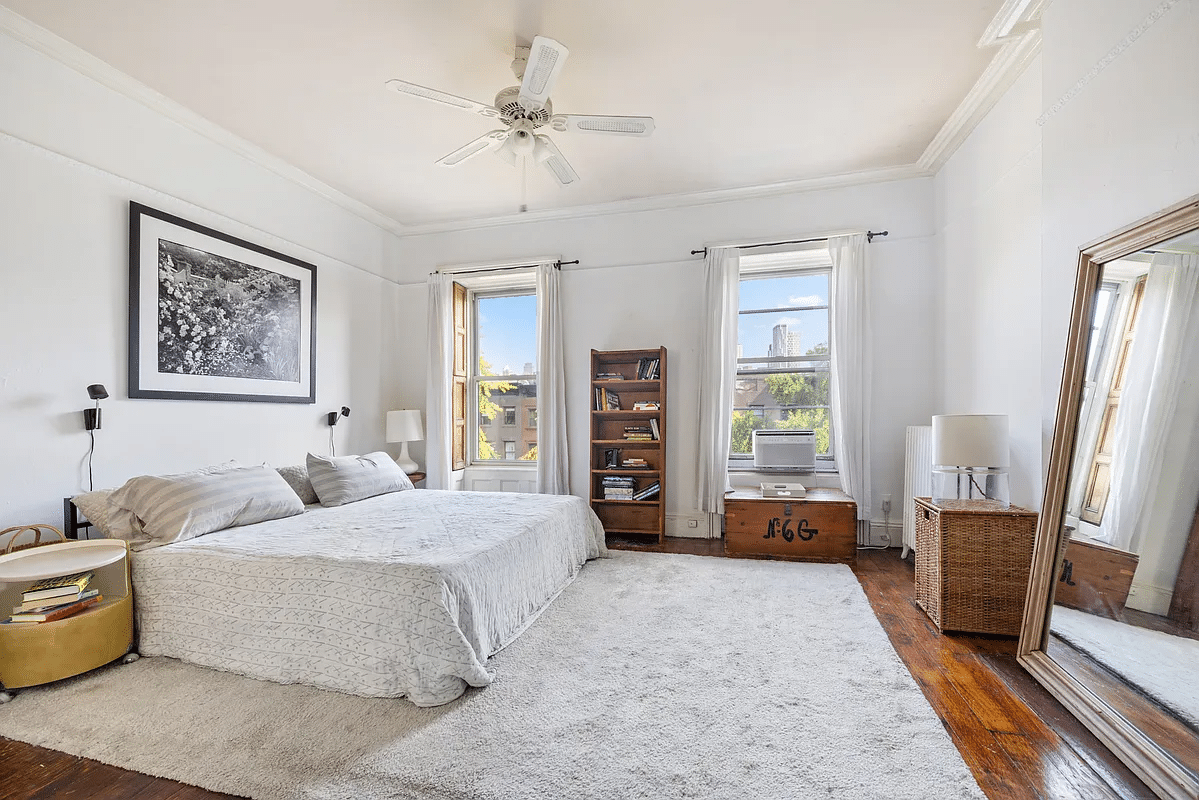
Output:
(1052, 605), (1199, 729)
(0, 551), (983, 800)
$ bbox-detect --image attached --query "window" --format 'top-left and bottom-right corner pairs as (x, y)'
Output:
(528, 408), (538, 428)
(731, 250), (833, 468)
(471, 290), (538, 463)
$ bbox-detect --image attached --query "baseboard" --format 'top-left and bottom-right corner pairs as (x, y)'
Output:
(1125, 581), (1173, 616)
(666, 513), (716, 539)
(864, 521), (902, 549)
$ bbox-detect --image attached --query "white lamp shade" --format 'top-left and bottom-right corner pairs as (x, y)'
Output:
(385, 409), (424, 443)
(932, 414), (1009, 468)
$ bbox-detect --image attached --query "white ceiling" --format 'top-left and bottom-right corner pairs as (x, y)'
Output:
(3, 0), (1007, 231)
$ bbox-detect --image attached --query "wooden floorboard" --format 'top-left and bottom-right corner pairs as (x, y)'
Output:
(0, 540), (1156, 799)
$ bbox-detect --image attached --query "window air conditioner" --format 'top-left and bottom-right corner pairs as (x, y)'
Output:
(752, 429), (816, 470)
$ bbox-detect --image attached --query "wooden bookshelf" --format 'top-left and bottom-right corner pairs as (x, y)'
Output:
(590, 347), (667, 545)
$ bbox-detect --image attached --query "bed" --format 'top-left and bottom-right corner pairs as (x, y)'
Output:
(69, 459), (607, 706)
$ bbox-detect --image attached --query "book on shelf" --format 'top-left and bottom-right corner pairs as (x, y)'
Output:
(13, 588), (99, 614)
(632, 401), (660, 411)
(22, 570), (94, 603)
(621, 458), (650, 469)
(623, 433), (653, 440)
(636, 357), (661, 380)
(650, 418), (660, 440)
(604, 448), (620, 469)
(633, 481), (661, 501)
(595, 372), (625, 381)
(8, 594), (102, 624)
(604, 389), (621, 410)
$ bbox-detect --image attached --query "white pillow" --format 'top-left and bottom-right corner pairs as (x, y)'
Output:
(306, 451), (413, 507)
(109, 463), (304, 549)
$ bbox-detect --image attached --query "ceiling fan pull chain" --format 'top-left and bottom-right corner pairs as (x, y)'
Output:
(520, 157), (528, 213)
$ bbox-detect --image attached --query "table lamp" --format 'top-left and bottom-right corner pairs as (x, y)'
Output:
(931, 414), (1010, 507)
(386, 409), (424, 474)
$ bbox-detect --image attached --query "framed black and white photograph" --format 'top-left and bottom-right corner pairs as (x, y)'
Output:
(128, 202), (317, 403)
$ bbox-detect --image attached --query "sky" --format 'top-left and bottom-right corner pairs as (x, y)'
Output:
(738, 273), (829, 359)
(473, 273), (829, 374)
(477, 293), (537, 375)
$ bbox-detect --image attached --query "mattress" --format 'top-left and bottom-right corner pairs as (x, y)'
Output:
(130, 489), (607, 706)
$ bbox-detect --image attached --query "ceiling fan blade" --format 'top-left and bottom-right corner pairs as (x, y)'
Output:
(518, 35), (569, 111)
(386, 79), (499, 119)
(533, 135), (579, 185)
(437, 130), (510, 166)
(549, 114), (655, 137)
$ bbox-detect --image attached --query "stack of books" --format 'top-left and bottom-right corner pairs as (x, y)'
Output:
(7, 570), (102, 624)
(636, 357), (660, 380)
(623, 425), (656, 441)
(632, 401), (660, 411)
(595, 372), (625, 381)
(621, 457), (650, 469)
(601, 475), (636, 500)
(633, 481), (661, 501)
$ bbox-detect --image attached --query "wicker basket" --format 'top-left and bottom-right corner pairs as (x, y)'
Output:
(0, 524), (65, 555)
(914, 497), (1038, 636)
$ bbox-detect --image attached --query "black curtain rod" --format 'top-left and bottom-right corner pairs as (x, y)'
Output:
(689, 230), (889, 257)
(431, 259), (577, 276)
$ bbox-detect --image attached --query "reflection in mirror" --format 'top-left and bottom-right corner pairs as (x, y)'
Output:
(1048, 227), (1199, 786)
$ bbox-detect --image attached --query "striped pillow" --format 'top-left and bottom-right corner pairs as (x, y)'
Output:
(306, 451), (413, 507)
(109, 464), (305, 549)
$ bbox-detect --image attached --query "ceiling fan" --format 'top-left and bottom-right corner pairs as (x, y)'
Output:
(386, 35), (654, 186)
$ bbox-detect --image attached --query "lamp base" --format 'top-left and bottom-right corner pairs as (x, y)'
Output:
(932, 467), (1009, 508)
(394, 441), (419, 475)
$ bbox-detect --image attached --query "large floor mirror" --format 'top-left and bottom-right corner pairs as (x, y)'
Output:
(1019, 194), (1199, 799)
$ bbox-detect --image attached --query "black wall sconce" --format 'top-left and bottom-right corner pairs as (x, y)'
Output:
(326, 406), (351, 427)
(84, 384), (108, 431)
(83, 384), (108, 490)
(327, 406), (350, 456)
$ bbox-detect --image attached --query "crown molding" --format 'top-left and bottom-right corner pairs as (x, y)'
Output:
(978, 0), (1048, 47)
(917, 29), (1041, 174)
(401, 164), (929, 236)
(0, 7), (407, 237)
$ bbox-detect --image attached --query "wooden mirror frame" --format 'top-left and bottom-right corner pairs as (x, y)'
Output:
(1017, 193), (1199, 799)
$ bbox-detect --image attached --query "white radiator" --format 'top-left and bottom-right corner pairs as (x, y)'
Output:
(902, 425), (933, 558)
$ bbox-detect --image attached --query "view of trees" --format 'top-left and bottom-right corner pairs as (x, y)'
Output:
(730, 343), (830, 455)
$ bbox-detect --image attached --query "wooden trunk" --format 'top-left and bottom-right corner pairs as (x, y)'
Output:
(724, 488), (857, 565)
(1055, 537), (1139, 619)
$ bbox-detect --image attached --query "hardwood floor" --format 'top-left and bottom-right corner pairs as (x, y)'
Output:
(0, 541), (1155, 799)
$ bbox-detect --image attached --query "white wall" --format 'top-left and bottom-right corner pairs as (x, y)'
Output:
(397, 179), (939, 541)
(0, 30), (406, 528)
(1039, 0), (1199, 611)
(933, 57), (1044, 509)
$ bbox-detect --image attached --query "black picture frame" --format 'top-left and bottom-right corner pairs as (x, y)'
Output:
(128, 202), (317, 403)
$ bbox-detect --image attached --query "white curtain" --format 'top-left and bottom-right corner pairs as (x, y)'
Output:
(424, 272), (454, 490)
(535, 263), (569, 494)
(828, 233), (872, 525)
(696, 247), (739, 514)
(1100, 253), (1199, 552)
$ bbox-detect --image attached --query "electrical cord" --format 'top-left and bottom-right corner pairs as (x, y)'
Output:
(857, 504), (893, 550)
(87, 429), (96, 491)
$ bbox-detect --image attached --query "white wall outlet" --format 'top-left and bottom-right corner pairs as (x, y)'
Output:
(687, 519), (698, 528)
(881, 493), (893, 514)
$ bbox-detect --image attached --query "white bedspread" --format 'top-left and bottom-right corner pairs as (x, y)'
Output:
(131, 489), (607, 706)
